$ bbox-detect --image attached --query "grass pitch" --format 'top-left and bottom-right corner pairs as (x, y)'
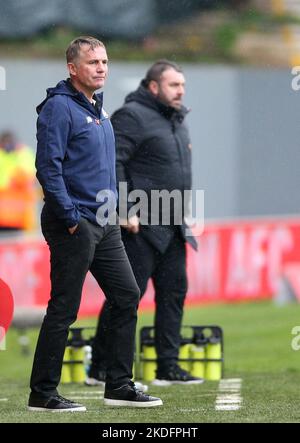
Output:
(1, 300), (300, 423)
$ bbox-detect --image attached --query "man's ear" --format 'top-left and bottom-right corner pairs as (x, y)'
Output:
(67, 62), (77, 77)
(148, 80), (159, 97)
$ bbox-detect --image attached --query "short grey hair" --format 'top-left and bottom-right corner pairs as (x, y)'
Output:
(66, 36), (105, 63)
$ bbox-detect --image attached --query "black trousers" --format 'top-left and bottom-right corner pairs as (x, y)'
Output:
(91, 228), (187, 373)
(30, 206), (140, 396)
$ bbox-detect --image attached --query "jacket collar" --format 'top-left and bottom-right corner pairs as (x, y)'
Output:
(36, 79), (103, 115)
(66, 78), (103, 115)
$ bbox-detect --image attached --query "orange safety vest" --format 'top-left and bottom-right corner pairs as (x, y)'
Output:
(0, 145), (37, 230)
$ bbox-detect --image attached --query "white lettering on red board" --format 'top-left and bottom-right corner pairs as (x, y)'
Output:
(225, 225), (293, 296)
(267, 227), (294, 292)
(190, 233), (220, 296)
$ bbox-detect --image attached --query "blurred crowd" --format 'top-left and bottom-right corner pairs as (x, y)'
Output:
(0, 131), (37, 231)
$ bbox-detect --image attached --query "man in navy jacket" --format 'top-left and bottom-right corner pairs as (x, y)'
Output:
(28, 36), (162, 411)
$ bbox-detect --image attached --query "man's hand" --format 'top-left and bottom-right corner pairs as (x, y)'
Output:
(120, 215), (140, 233)
(68, 224), (78, 235)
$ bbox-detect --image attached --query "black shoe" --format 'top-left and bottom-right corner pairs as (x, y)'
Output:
(152, 365), (205, 386)
(85, 369), (148, 393)
(85, 368), (106, 386)
(104, 381), (163, 408)
(28, 393), (86, 412)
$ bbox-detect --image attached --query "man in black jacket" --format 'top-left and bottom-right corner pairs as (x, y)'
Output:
(87, 60), (203, 386)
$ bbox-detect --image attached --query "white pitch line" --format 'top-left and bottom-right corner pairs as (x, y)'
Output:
(219, 378), (241, 384)
(219, 383), (241, 389)
(215, 378), (242, 411)
(0, 398), (8, 402)
(215, 405), (240, 411)
(219, 378), (242, 383)
(216, 398), (241, 404)
(216, 394), (241, 402)
(217, 390), (241, 394)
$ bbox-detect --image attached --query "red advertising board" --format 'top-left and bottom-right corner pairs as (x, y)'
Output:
(0, 217), (299, 316)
